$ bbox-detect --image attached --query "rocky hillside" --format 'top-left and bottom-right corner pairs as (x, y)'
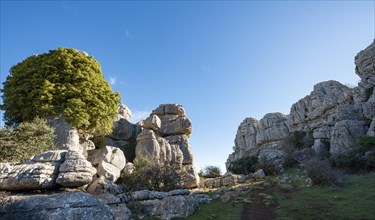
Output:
(226, 40), (375, 170)
(0, 104), (201, 219)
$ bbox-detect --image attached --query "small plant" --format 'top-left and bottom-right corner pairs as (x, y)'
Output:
(228, 155), (258, 175)
(305, 159), (343, 186)
(0, 117), (56, 162)
(199, 165), (222, 178)
(118, 158), (183, 192)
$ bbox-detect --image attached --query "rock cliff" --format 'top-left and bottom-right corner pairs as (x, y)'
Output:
(226, 40), (375, 170)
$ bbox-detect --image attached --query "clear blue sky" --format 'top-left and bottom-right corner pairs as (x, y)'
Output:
(1, 1), (374, 172)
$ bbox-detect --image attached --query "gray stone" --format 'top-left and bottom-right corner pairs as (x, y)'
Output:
(30, 150), (67, 162)
(253, 169), (266, 179)
(88, 146), (126, 170)
(157, 115), (192, 137)
(143, 115), (161, 131)
(47, 116), (82, 153)
(110, 118), (141, 141)
(135, 129), (161, 163)
(0, 192), (131, 220)
(56, 151), (96, 188)
(181, 164), (200, 188)
(165, 135), (193, 164)
(257, 113), (290, 145)
(97, 161), (121, 182)
(139, 195), (198, 220)
(122, 162), (134, 175)
(0, 162), (60, 190)
(330, 120), (368, 155)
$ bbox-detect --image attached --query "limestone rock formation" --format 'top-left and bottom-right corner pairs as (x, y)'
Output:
(226, 40), (375, 169)
(94, 105), (141, 162)
(0, 192), (131, 220)
(0, 150), (96, 190)
(130, 189), (198, 220)
(135, 104), (199, 188)
(48, 116), (83, 154)
(56, 151), (96, 188)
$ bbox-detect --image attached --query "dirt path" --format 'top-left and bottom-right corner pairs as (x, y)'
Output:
(240, 187), (278, 220)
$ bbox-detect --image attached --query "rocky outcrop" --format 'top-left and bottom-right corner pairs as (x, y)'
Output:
(48, 116), (83, 154)
(0, 150), (96, 190)
(88, 145), (126, 183)
(0, 192), (131, 220)
(227, 40), (375, 169)
(56, 151), (96, 188)
(135, 104), (199, 188)
(129, 189), (198, 220)
(204, 173), (249, 188)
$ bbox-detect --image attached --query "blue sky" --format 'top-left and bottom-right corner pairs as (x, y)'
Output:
(1, 1), (374, 172)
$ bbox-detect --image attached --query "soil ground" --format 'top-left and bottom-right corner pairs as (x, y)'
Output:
(240, 187), (277, 220)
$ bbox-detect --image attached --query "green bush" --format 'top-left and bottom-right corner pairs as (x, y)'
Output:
(255, 162), (278, 176)
(1, 48), (120, 136)
(305, 159), (344, 186)
(0, 117), (56, 162)
(118, 159), (183, 192)
(357, 135), (375, 151)
(199, 165), (222, 178)
(288, 131), (314, 150)
(228, 155), (258, 175)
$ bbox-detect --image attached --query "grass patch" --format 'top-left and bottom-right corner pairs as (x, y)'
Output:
(186, 199), (243, 220)
(276, 171), (375, 220)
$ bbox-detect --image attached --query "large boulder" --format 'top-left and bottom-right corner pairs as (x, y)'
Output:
(88, 146), (126, 171)
(0, 192), (131, 220)
(56, 151), (96, 188)
(0, 162), (60, 191)
(109, 118), (141, 141)
(152, 104), (192, 137)
(135, 129), (161, 163)
(143, 115), (162, 131)
(47, 116), (82, 153)
(0, 150), (67, 191)
(257, 113), (290, 145)
(234, 118), (259, 157)
(165, 135), (193, 165)
(290, 80), (353, 129)
(330, 120), (369, 155)
(130, 189), (197, 220)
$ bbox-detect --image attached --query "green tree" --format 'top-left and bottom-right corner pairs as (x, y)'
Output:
(199, 165), (222, 178)
(1, 48), (120, 135)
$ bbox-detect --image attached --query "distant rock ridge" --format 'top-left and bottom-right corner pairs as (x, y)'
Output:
(226, 39), (375, 170)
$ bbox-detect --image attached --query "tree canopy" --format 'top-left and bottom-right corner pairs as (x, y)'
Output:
(1, 48), (120, 135)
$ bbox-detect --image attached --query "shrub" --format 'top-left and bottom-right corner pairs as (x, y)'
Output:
(288, 131), (314, 150)
(357, 135), (375, 151)
(228, 155), (258, 175)
(330, 135), (375, 173)
(199, 165), (222, 178)
(0, 117), (56, 162)
(305, 159), (344, 186)
(118, 159), (183, 192)
(1, 48), (120, 136)
(255, 162), (278, 176)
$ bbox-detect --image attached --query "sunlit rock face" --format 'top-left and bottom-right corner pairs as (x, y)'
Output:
(226, 40), (375, 170)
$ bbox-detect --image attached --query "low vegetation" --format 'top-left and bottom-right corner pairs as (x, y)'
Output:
(228, 155), (258, 175)
(118, 159), (183, 192)
(0, 117), (55, 162)
(331, 135), (375, 173)
(188, 168), (375, 220)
